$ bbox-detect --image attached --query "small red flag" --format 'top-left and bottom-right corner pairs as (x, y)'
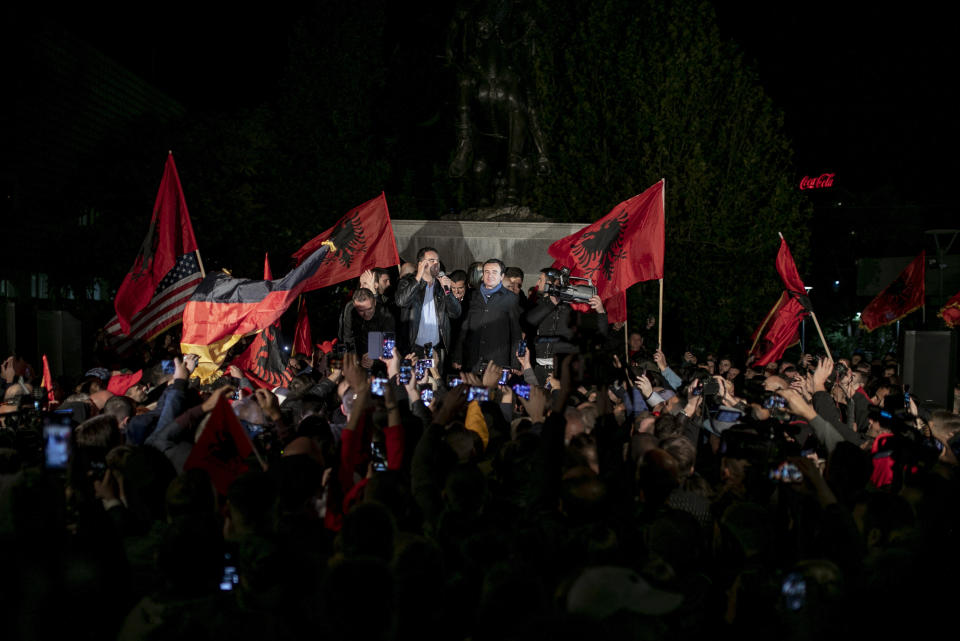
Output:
(748, 236), (810, 366)
(184, 395), (254, 495)
(42, 355), (55, 403)
(860, 252), (925, 332)
(293, 298), (313, 356)
(263, 253), (273, 280)
(293, 193), (400, 292)
(548, 181), (665, 311)
(939, 289), (960, 328)
(114, 153), (200, 334)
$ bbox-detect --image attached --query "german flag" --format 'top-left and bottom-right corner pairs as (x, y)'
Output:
(181, 241), (334, 381)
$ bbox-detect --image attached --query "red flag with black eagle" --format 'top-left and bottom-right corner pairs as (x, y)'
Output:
(939, 288), (960, 328)
(860, 252), (925, 331)
(184, 394), (255, 495)
(113, 153), (201, 335)
(181, 242), (335, 381)
(293, 192), (400, 292)
(748, 236), (811, 366)
(227, 254), (295, 389)
(547, 180), (665, 323)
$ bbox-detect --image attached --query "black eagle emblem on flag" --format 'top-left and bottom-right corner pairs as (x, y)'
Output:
(326, 211), (367, 268)
(571, 209), (629, 280)
(250, 324), (293, 389)
(130, 218), (159, 281)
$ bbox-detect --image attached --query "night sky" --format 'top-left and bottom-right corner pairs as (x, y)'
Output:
(15, 3), (960, 283)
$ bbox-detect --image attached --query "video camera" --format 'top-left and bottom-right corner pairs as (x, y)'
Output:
(546, 267), (597, 304)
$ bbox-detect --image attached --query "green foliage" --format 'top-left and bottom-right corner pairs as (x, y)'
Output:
(530, 0), (810, 351)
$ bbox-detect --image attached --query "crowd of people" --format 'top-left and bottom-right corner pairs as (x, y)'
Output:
(1, 245), (958, 641)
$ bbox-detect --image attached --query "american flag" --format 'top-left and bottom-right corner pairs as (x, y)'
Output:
(104, 253), (202, 354)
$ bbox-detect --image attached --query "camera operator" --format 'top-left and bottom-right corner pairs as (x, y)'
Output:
(522, 267), (607, 382)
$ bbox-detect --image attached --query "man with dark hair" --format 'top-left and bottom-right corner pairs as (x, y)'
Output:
(453, 258), (521, 372)
(339, 288), (396, 368)
(395, 247), (461, 368)
(447, 269), (468, 302)
(503, 266), (524, 296)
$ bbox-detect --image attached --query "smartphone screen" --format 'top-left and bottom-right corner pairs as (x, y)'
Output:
(498, 369), (510, 385)
(420, 388), (434, 404)
(399, 366), (412, 385)
(370, 377), (388, 397)
(447, 376), (463, 388)
(467, 386), (489, 402)
(220, 553), (239, 591)
(382, 333), (396, 359)
(512, 383), (530, 400)
(43, 419), (71, 469)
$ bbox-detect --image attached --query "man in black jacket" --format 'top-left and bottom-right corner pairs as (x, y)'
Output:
(395, 247), (462, 369)
(339, 288), (396, 368)
(453, 258), (522, 373)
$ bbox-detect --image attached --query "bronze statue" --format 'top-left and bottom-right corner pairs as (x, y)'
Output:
(446, 0), (550, 207)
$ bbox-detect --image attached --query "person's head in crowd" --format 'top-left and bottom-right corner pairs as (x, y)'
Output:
(481, 259), (505, 290)
(0, 382), (30, 427)
(503, 266), (524, 295)
(866, 377), (892, 406)
(399, 260), (416, 278)
(80, 368), (110, 393)
(353, 287), (377, 320)
(372, 267), (391, 294)
(75, 414), (122, 450)
(718, 356), (732, 375)
(628, 331), (644, 354)
(125, 381), (149, 404)
(467, 261), (483, 289)
(929, 410), (960, 454)
(101, 394), (136, 432)
(763, 373), (788, 392)
(448, 269), (467, 300)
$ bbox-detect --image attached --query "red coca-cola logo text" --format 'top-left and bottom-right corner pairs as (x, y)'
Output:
(799, 173), (835, 190)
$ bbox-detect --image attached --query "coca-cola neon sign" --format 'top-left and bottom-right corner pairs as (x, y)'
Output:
(799, 173), (835, 190)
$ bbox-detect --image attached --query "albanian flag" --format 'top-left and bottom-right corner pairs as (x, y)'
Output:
(939, 289), (960, 328)
(184, 394), (255, 495)
(181, 242), (334, 381)
(548, 180), (665, 323)
(860, 252), (925, 331)
(293, 192), (400, 292)
(748, 236), (811, 366)
(113, 153), (201, 335)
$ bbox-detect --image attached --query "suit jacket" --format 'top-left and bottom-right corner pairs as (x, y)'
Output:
(455, 286), (522, 372)
(395, 275), (461, 350)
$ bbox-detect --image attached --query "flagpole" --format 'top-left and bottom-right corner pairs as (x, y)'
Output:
(624, 316), (630, 364)
(658, 278), (664, 348)
(809, 311), (833, 361)
(195, 250), (207, 279)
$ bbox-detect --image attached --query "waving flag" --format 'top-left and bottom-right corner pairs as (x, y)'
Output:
(861, 252), (926, 331)
(182, 242), (334, 381)
(939, 288), (960, 328)
(548, 180), (665, 323)
(748, 236), (811, 366)
(184, 395), (255, 495)
(113, 153), (201, 336)
(293, 192), (400, 292)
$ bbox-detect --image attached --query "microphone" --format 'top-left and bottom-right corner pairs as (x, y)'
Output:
(437, 271), (451, 295)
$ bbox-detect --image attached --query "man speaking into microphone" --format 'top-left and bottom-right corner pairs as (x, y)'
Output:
(395, 247), (462, 370)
